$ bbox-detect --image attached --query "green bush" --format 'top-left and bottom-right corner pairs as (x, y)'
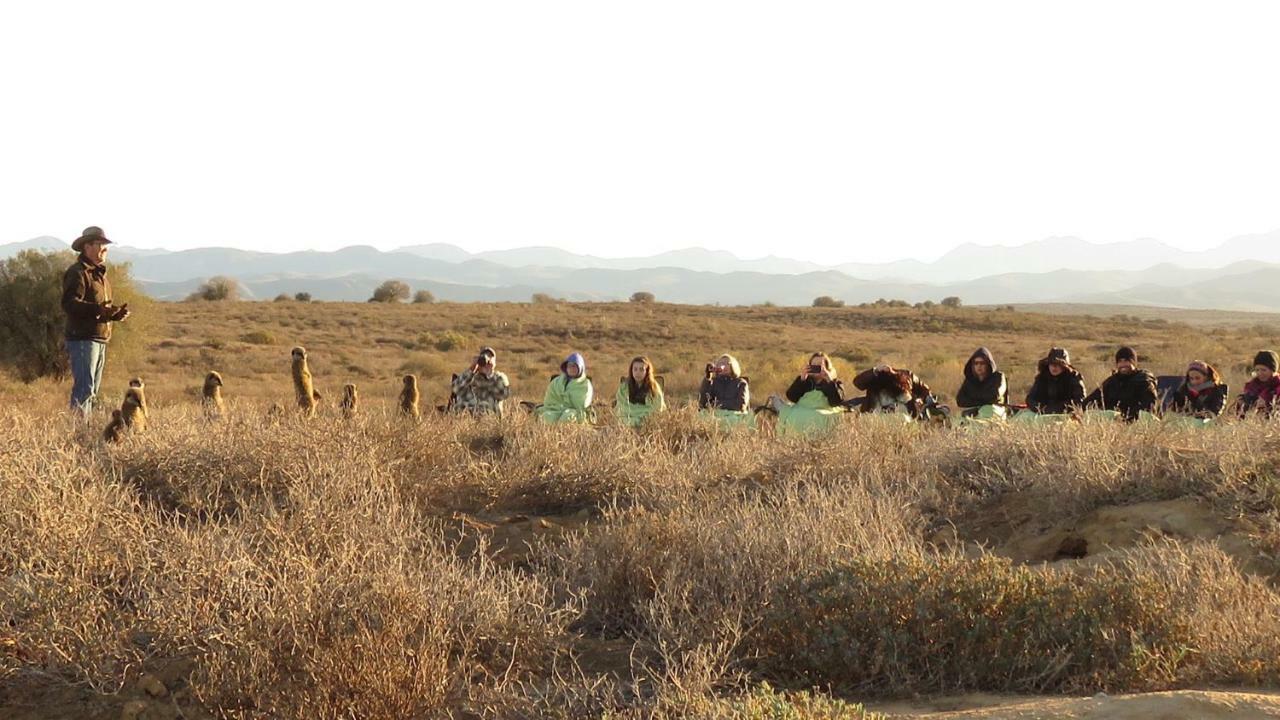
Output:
(240, 330), (276, 345)
(0, 249), (152, 382)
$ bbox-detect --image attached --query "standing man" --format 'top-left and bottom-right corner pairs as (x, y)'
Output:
(450, 346), (511, 415)
(63, 226), (130, 415)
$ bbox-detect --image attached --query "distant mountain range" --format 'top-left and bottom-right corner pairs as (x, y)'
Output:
(2, 231), (1278, 311)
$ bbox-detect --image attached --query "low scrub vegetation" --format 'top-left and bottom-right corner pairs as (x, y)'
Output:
(3, 401), (1280, 717)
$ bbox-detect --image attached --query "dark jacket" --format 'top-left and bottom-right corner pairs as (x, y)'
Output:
(1025, 362), (1086, 414)
(1170, 381), (1228, 417)
(699, 374), (749, 412)
(1084, 369), (1158, 421)
(852, 368), (931, 415)
(785, 375), (844, 407)
(62, 256), (114, 341)
(955, 348), (1007, 412)
(1239, 376), (1280, 417)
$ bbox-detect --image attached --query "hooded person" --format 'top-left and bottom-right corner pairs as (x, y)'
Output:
(1083, 346), (1158, 422)
(1238, 350), (1280, 418)
(538, 351), (594, 424)
(1024, 347), (1086, 415)
(615, 355), (666, 427)
(955, 347), (1007, 417)
(1169, 360), (1228, 419)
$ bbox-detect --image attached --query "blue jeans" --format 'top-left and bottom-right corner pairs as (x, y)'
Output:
(68, 339), (107, 415)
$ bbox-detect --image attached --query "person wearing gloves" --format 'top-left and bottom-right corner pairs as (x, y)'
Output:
(955, 347), (1007, 418)
(1083, 346), (1158, 422)
(1238, 350), (1280, 418)
(768, 352), (846, 435)
(615, 356), (666, 427)
(538, 351), (594, 424)
(1024, 347), (1086, 415)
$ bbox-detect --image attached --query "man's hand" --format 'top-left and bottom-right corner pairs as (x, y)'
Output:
(111, 303), (130, 322)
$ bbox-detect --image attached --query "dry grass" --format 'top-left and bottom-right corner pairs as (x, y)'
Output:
(2, 302), (1280, 718)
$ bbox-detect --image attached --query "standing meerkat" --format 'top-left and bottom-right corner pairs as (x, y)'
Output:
(291, 346), (321, 417)
(103, 409), (125, 443)
(121, 378), (147, 431)
(340, 383), (359, 419)
(202, 371), (225, 420)
(399, 374), (420, 419)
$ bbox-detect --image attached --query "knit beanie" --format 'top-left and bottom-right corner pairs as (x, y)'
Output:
(1254, 350), (1278, 373)
(1115, 346), (1137, 363)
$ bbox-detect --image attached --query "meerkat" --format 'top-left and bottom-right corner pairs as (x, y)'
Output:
(291, 346), (321, 417)
(121, 377), (147, 431)
(202, 371), (224, 420)
(103, 409), (125, 443)
(399, 374), (420, 419)
(340, 383), (359, 419)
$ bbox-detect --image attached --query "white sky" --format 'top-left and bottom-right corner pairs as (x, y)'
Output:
(2, 2), (1278, 263)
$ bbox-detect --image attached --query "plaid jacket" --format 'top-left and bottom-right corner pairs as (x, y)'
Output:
(451, 369), (511, 414)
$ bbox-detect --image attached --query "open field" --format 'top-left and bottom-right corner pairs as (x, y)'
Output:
(4, 300), (1277, 414)
(4, 302), (1280, 718)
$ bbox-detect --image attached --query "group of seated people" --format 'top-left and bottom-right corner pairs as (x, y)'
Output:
(439, 343), (1280, 430)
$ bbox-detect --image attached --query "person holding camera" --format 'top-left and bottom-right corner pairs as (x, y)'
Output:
(699, 353), (749, 412)
(768, 352), (846, 434)
(450, 346), (511, 415)
(852, 363), (934, 418)
(63, 226), (130, 416)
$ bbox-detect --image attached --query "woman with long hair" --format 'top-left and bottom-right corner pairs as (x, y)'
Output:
(615, 355), (666, 426)
(1169, 360), (1228, 420)
(852, 363), (934, 419)
(769, 352), (846, 434)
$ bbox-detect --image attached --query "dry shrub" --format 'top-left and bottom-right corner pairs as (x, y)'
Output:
(754, 542), (1280, 695)
(0, 406), (571, 719)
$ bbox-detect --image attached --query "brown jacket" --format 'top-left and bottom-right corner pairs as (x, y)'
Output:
(62, 256), (114, 341)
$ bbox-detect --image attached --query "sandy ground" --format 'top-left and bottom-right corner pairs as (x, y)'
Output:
(872, 689), (1280, 719)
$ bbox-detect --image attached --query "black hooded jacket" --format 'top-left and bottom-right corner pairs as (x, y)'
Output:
(1084, 369), (1158, 421)
(955, 348), (1007, 412)
(1025, 361), (1087, 414)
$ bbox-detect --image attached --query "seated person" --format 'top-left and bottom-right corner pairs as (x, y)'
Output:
(852, 363), (933, 418)
(1083, 346), (1157, 421)
(615, 355), (666, 427)
(1239, 350), (1280, 418)
(1025, 347), (1086, 415)
(450, 346), (511, 415)
(538, 352), (593, 424)
(955, 347), (1007, 418)
(768, 352), (845, 434)
(1169, 360), (1228, 419)
(699, 353), (750, 413)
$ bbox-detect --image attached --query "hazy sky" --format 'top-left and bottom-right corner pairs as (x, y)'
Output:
(3, 2), (1278, 263)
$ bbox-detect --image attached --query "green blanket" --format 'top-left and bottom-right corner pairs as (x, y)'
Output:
(777, 390), (845, 436)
